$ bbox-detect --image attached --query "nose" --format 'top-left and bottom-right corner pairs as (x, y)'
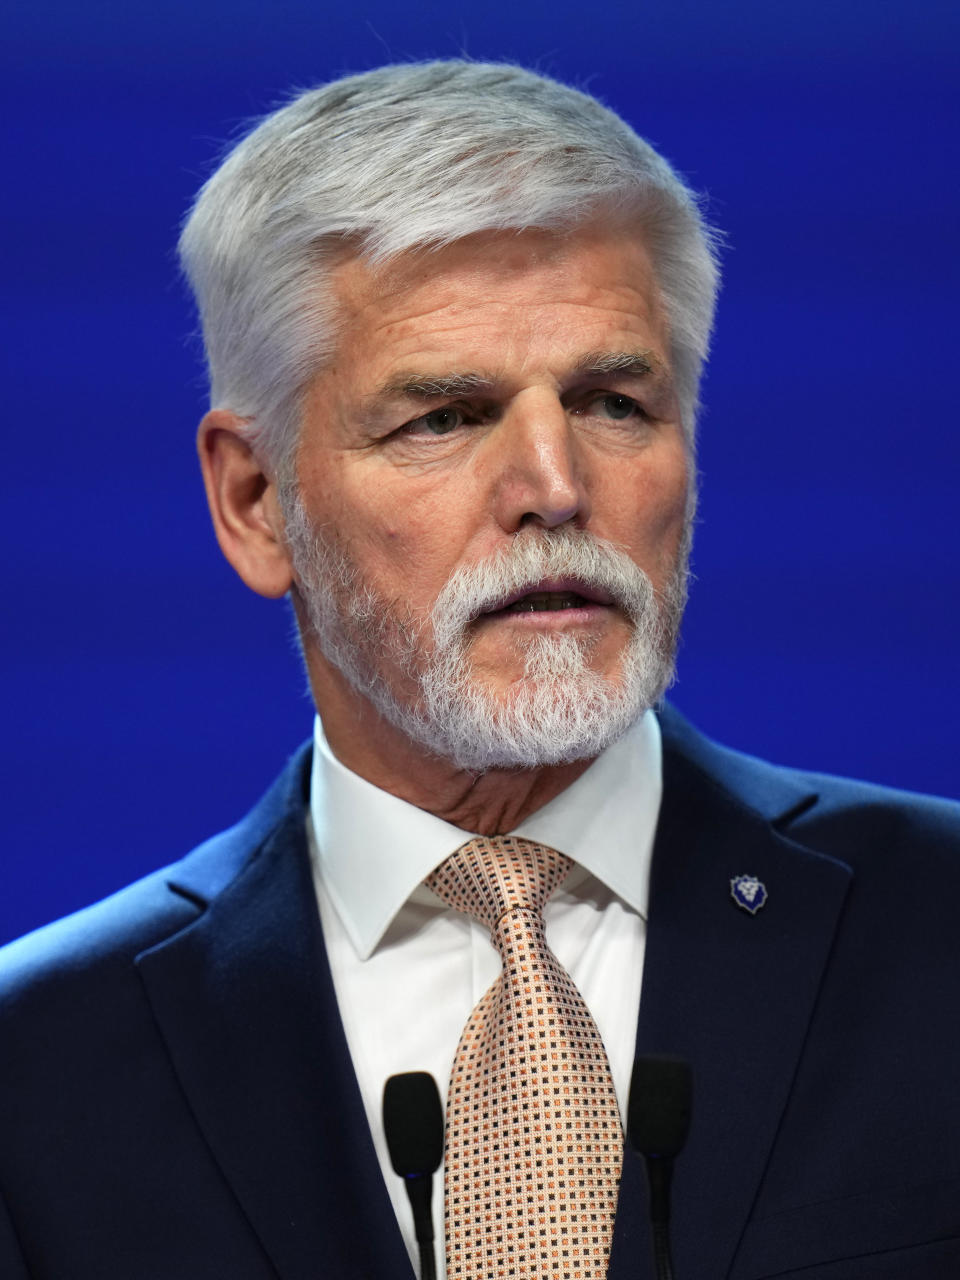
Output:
(491, 393), (591, 533)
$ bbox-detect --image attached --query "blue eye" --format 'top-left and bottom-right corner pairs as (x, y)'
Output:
(595, 393), (641, 420)
(407, 406), (465, 435)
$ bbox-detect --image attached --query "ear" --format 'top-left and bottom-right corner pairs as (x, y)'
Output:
(197, 409), (293, 599)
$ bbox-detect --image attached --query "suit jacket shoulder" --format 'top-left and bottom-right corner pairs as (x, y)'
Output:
(0, 742), (312, 1008)
(659, 700), (960, 862)
(636, 704), (960, 1280)
(0, 742), (328, 1280)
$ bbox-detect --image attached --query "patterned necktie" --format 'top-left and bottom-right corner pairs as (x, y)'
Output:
(426, 835), (622, 1279)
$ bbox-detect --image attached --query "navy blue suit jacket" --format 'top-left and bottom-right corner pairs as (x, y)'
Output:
(2, 705), (959, 1278)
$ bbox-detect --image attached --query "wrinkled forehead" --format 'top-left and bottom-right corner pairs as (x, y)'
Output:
(320, 221), (671, 385)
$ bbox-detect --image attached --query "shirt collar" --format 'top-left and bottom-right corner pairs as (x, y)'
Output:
(309, 711), (663, 960)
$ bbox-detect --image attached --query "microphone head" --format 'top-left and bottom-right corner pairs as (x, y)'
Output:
(628, 1054), (693, 1160)
(382, 1071), (444, 1177)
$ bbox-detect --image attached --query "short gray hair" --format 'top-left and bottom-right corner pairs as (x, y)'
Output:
(179, 60), (721, 478)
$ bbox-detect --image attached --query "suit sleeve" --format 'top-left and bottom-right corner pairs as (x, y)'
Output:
(0, 1189), (30, 1278)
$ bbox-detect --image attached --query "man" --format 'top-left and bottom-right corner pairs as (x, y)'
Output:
(1, 60), (958, 1280)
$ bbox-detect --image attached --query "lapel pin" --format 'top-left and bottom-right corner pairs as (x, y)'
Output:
(730, 874), (767, 914)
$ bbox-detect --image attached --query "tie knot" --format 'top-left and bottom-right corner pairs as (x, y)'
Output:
(426, 835), (572, 934)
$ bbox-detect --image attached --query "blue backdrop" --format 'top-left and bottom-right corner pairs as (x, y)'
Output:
(3, 0), (958, 945)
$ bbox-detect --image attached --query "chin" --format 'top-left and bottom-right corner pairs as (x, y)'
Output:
(411, 670), (656, 775)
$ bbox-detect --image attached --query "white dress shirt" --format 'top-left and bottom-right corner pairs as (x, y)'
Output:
(307, 711), (663, 1278)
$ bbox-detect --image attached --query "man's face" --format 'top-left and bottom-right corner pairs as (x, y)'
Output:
(285, 223), (691, 770)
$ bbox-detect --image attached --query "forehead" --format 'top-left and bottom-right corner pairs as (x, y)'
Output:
(325, 224), (669, 381)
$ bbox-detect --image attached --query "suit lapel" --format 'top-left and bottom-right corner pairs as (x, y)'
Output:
(609, 713), (852, 1280)
(135, 754), (411, 1280)
(132, 714), (853, 1279)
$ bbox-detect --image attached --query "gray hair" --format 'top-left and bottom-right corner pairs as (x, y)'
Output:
(179, 60), (721, 479)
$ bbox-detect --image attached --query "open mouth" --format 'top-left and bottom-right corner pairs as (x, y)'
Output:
(501, 590), (597, 613)
(482, 579), (615, 617)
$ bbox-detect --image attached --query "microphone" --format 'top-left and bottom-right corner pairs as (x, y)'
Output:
(383, 1071), (445, 1280)
(627, 1055), (693, 1280)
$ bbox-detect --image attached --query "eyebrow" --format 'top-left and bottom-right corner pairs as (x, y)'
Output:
(573, 349), (657, 378)
(371, 349), (663, 407)
(378, 371), (496, 400)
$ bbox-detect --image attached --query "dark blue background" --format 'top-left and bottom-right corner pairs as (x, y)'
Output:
(3, 0), (957, 945)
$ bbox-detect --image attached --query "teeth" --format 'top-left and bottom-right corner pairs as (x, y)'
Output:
(505, 592), (586, 613)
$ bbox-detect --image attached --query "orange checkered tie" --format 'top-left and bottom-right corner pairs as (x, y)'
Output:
(426, 836), (622, 1279)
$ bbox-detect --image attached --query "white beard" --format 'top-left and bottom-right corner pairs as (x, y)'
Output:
(283, 497), (689, 773)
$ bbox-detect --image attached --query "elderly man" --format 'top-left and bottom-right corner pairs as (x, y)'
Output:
(1, 61), (958, 1280)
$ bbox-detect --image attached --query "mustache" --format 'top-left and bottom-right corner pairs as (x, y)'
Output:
(430, 528), (656, 648)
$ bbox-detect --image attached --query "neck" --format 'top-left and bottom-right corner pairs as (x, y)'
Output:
(307, 657), (595, 834)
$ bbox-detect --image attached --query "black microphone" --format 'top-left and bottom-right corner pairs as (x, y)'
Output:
(627, 1055), (693, 1280)
(383, 1071), (444, 1280)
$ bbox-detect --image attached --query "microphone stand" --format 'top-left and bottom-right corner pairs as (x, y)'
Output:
(405, 1173), (437, 1280)
(627, 1055), (692, 1280)
(644, 1154), (677, 1280)
(383, 1072), (444, 1280)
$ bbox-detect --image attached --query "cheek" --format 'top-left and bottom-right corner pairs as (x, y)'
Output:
(613, 448), (686, 512)
(346, 501), (466, 605)
(305, 463), (406, 553)
(360, 475), (474, 564)
(612, 451), (690, 572)
(656, 460), (692, 536)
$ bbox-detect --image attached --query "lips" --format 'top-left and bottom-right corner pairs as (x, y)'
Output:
(483, 578), (615, 616)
